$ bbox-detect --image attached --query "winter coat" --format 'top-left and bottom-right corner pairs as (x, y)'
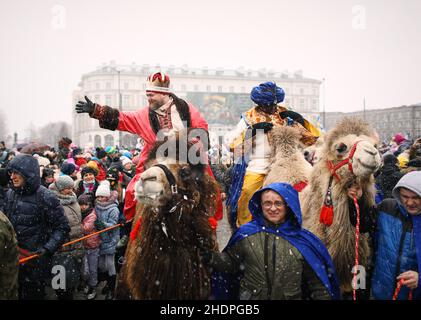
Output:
(75, 179), (99, 198)
(50, 188), (84, 289)
(0, 210), (18, 299)
(4, 155), (70, 254)
(81, 208), (101, 249)
(95, 198), (120, 255)
(211, 183), (339, 300)
(50, 189), (84, 256)
(371, 199), (420, 300)
(376, 164), (403, 199)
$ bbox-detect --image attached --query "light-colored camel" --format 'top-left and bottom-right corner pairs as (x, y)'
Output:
(264, 125), (313, 189)
(301, 117), (381, 294)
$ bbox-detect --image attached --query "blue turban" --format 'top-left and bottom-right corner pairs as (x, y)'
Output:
(250, 82), (285, 106)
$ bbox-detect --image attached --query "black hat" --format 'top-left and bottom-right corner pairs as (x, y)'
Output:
(60, 162), (76, 175)
(81, 166), (97, 178)
(96, 149), (107, 159)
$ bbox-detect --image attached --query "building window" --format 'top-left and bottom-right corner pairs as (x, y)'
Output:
(142, 83), (147, 90)
(217, 86), (223, 93)
(106, 82), (111, 89)
(105, 95), (112, 106)
(229, 86), (234, 93)
(104, 134), (114, 147)
(206, 85), (211, 92)
(95, 82), (100, 90)
(124, 82), (129, 90)
(194, 85), (199, 91)
(123, 95), (130, 107)
(181, 84), (186, 91)
(241, 86), (246, 93)
(300, 99), (305, 108)
(312, 99), (318, 109)
(300, 88), (304, 95)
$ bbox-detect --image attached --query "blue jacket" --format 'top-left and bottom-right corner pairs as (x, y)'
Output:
(214, 183), (341, 300)
(372, 199), (421, 300)
(95, 199), (120, 255)
(4, 155), (70, 254)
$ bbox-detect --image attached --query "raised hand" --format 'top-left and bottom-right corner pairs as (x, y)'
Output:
(75, 96), (96, 114)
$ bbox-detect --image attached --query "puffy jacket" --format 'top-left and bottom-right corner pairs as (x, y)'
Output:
(81, 208), (101, 249)
(371, 199), (420, 300)
(4, 155), (70, 254)
(212, 231), (331, 300)
(95, 198), (120, 255)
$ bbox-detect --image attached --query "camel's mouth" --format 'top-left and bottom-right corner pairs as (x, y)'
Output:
(137, 190), (164, 202)
(355, 158), (379, 172)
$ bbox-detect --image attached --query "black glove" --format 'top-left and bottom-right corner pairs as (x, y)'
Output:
(35, 247), (52, 258)
(75, 95), (96, 114)
(95, 218), (106, 230)
(199, 248), (213, 264)
(279, 110), (305, 127)
(246, 122), (273, 139)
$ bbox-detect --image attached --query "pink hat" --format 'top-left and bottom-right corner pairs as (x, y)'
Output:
(393, 133), (405, 145)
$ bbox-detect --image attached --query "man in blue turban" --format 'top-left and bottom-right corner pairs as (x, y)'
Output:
(225, 82), (319, 228)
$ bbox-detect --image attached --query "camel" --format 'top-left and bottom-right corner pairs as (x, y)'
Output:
(303, 135), (325, 166)
(115, 131), (218, 299)
(264, 126), (313, 191)
(301, 117), (381, 295)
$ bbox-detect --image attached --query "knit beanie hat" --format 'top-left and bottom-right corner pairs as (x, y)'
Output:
(121, 156), (132, 167)
(96, 180), (111, 197)
(96, 149), (107, 159)
(383, 154), (398, 165)
(54, 175), (75, 191)
(60, 162), (76, 175)
(42, 167), (55, 179)
(78, 193), (94, 206)
(105, 146), (117, 155)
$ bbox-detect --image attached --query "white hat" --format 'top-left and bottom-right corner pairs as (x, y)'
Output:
(96, 180), (111, 197)
(121, 156), (132, 167)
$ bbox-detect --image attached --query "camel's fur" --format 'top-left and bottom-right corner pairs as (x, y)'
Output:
(264, 126), (313, 187)
(115, 131), (218, 299)
(301, 117), (381, 294)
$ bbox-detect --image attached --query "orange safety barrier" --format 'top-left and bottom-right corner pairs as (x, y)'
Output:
(18, 221), (130, 265)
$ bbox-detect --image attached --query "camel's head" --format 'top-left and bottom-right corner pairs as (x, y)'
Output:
(324, 117), (381, 178)
(136, 158), (205, 209)
(135, 130), (208, 207)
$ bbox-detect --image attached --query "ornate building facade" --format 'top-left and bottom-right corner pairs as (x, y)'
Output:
(72, 61), (322, 148)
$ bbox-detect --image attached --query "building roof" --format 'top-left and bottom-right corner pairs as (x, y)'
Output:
(80, 61), (321, 83)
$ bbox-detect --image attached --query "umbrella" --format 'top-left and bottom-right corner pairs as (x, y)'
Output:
(20, 142), (51, 155)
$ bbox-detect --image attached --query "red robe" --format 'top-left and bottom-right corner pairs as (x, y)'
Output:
(99, 104), (223, 222)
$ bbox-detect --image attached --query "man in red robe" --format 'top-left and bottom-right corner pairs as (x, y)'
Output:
(75, 72), (223, 224)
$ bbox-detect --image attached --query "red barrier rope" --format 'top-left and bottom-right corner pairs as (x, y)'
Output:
(393, 279), (413, 300)
(352, 196), (360, 301)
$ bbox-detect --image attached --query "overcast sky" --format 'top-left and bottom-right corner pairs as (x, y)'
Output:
(0, 0), (420, 139)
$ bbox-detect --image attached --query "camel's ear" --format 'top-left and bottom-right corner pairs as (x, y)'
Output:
(179, 165), (192, 181)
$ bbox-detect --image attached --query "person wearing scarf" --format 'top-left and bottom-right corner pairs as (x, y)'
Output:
(348, 171), (421, 300)
(49, 175), (84, 300)
(76, 166), (99, 198)
(225, 82), (320, 229)
(207, 182), (340, 300)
